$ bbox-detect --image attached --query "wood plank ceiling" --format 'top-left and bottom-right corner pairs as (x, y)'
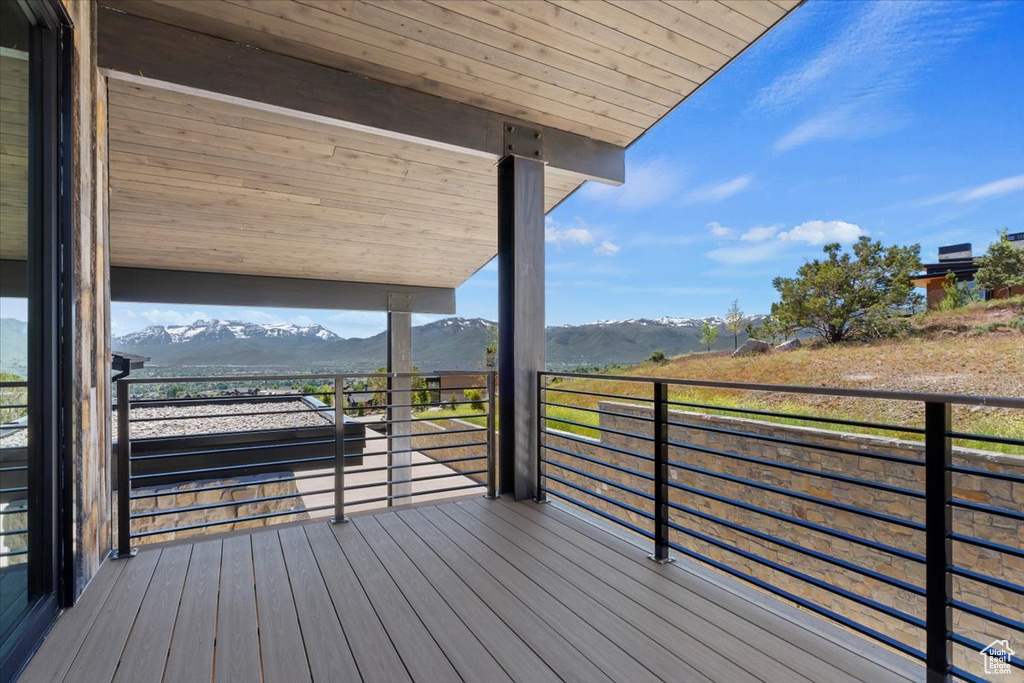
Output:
(99, 0), (799, 287)
(0, 53), (28, 261)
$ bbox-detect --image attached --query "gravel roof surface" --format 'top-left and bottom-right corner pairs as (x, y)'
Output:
(1, 400), (332, 447)
(126, 400), (332, 439)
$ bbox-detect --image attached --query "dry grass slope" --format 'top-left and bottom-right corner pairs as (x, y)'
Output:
(547, 300), (1023, 451)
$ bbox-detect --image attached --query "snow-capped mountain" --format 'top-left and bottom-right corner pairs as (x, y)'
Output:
(118, 319), (340, 346)
(579, 316), (733, 328)
(104, 314), (764, 370)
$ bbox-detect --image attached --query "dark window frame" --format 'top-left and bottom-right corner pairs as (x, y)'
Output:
(0, 0), (73, 680)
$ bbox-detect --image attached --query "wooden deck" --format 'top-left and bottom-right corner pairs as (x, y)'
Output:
(20, 497), (921, 683)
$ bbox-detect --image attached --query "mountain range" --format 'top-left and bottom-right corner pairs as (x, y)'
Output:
(0, 315), (765, 375)
(114, 316), (763, 370)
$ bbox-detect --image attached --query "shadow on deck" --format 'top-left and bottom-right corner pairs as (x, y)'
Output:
(20, 497), (921, 683)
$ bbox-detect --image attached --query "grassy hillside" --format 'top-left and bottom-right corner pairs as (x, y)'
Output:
(542, 300), (1023, 452)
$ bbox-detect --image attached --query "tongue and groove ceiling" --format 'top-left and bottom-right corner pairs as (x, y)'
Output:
(95, 0), (799, 288)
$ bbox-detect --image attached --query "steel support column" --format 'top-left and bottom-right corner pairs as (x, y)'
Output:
(498, 154), (545, 500)
(387, 306), (413, 505)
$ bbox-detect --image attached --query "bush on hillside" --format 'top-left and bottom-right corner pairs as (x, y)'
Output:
(770, 237), (922, 343)
(975, 229), (1024, 298)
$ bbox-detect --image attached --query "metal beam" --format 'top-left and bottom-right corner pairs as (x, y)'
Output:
(96, 8), (624, 185)
(1, 261), (454, 314)
(497, 155), (546, 501)
(387, 309), (413, 506)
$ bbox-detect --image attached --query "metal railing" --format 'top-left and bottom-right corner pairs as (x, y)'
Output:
(0, 381), (29, 566)
(114, 371), (496, 555)
(538, 371), (1023, 683)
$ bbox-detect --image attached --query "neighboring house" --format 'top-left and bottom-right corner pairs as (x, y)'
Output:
(912, 236), (1024, 310)
(424, 361), (490, 405)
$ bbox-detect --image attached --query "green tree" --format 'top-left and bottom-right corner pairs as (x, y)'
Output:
(975, 229), (1024, 298)
(369, 366), (430, 407)
(725, 299), (744, 350)
(483, 324), (498, 369)
(770, 236), (922, 343)
(648, 350), (666, 364)
(939, 272), (979, 311)
(699, 320), (719, 352)
(464, 388), (485, 412)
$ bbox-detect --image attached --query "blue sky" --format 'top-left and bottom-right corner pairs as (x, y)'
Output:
(4, 0), (1023, 339)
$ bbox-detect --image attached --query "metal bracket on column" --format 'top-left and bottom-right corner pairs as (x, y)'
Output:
(388, 292), (412, 313)
(503, 123), (544, 160)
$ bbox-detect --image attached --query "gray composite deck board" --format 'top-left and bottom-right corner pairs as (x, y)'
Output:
(18, 556), (126, 683)
(214, 535), (261, 683)
(475, 498), (817, 683)
(441, 502), (715, 683)
(18, 497), (923, 683)
(395, 506), (615, 683)
(461, 498), (768, 683)
(505, 498), (921, 683)
(278, 525), (361, 683)
(352, 514), (513, 683)
(251, 529), (313, 683)
(113, 544), (192, 683)
(375, 511), (561, 683)
(329, 517), (461, 683)
(303, 523), (412, 683)
(163, 539), (221, 683)
(418, 503), (665, 683)
(62, 548), (161, 683)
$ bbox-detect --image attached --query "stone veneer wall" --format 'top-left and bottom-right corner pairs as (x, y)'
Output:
(541, 401), (1022, 676)
(60, 0), (113, 600)
(114, 474), (309, 546)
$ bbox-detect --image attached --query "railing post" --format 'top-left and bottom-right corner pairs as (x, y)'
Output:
(114, 379), (136, 558)
(331, 376), (348, 524)
(535, 372), (547, 503)
(924, 401), (952, 683)
(650, 382), (673, 564)
(486, 371), (498, 499)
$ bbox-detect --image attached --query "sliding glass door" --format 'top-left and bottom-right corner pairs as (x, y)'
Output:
(0, 0), (70, 679)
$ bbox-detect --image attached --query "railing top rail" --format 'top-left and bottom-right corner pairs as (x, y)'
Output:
(540, 371), (1024, 409)
(122, 370), (496, 385)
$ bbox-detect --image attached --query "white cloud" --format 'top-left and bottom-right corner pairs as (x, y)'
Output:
(706, 242), (786, 266)
(758, 2), (992, 151)
(545, 217), (595, 247)
(777, 220), (865, 245)
(915, 175), (1024, 207)
(579, 157), (684, 209)
(703, 219), (865, 263)
(545, 217), (620, 256)
(740, 225), (779, 242)
(684, 175), (753, 203)
(774, 107), (854, 152)
(707, 221), (736, 239)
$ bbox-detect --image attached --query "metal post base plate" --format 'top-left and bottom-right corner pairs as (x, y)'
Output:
(330, 516), (349, 524)
(111, 548), (138, 560)
(648, 554), (675, 565)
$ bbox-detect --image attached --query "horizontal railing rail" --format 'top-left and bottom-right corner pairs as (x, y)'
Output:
(114, 371), (496, 553)
(0, 381), (29, 565)
(538, 371), (1023, 683)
